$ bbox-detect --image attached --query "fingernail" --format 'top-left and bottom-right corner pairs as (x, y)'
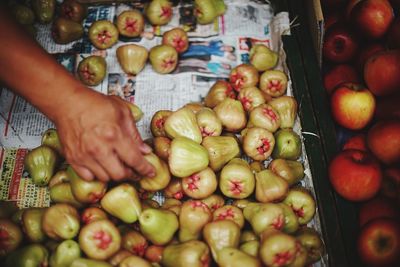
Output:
(147, 169), (156, 178)
(140, 143), (152, 154)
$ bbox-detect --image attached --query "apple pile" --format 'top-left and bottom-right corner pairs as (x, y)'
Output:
(321, 1), (400, 266)
(0, 52), (327, 266)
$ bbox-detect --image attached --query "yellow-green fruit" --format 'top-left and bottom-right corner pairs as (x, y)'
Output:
(77, 55), (107, 86)
(24, 145), (58, 186)
(32, 0), (55, 24)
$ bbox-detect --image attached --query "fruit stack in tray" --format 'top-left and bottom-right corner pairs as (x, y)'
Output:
(1, 0), (327, 266)
(321, 1), (400, 266)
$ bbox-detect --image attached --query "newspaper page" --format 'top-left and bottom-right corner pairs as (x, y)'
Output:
(0, 2), (328, 265)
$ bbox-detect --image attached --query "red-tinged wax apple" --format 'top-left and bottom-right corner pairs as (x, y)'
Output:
(322, 24), (359, 63)
(204, 81), (236, 108)
(323, 64), (360, 94)
(259, 70), (288, 97)
(350, 0), (394, 40)
(283, 187), (316, 225)
(60, 0), (87, 23)
(355, 43), (385, 74)
(81, 207), (108, 225)
(122, 230), (148, 256)
(374, 93), (400, 120)
(149, 44), (178, 74)
(162, 28), (189, 53)
(88, 20), (119, 50)
(164, 178), (184, 200)
(229, 64), (259, 92)
(42, 203), (80, 240)
(182, 167), (218, 199)
(219, 159), (255, 199)
(213, 205), (245, 229)
(342, 133), (368, 152)
(329, 149), (382, 201)
(79, 220), (121, 260)
(359, 197), (400, 227)
(144, 245), (164, 263)
(259, 229), (297, 267)
(367, 120), (400, 165)
(0, 219), (23, 257)
(330, 83), (375, 130)
(364, 50), (400, 96)
(201, 194), (225, 213)
(117, 10), (144, 38)
(178, 200), (212, 242)
(358, 218), (400, 267)
(145, 0), (173, 26)
(243, 203), (285, 234)
(151, 110), (172, 137)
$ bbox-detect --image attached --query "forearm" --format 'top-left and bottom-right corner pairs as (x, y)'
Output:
(0, 5), (89, 122)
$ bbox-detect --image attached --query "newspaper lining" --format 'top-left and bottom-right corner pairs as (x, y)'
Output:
(0, 1), (327, 265)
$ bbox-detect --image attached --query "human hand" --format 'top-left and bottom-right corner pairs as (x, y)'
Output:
(54, 89), (155, 182)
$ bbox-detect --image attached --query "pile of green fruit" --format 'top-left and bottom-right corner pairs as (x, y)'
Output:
(8, 0), (87, 41)
(0, 57), (325, 267)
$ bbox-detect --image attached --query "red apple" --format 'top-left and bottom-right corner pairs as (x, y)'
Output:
(374, 93), (400, 120)
(350, 0), (394, 40)
(387, 17), (400, 49)
(329, 149), (382, 201)
(367, 120), (400, 165)
(323, 64), (360, 94)
(358, 218), (400, 267)
(358, 196), (400, 227)
(364, 50), (400, 96)
(330, 83), (376, 130)
(323, 24), (359, 63)
(322, 24), (359, 63)
(342, 133), (368, 152)
(355, 43), (385, 74)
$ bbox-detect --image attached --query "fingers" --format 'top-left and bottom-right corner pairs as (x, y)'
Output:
(95, 150), (134, 181)
(71, 165), (94, 181)
(116, 139), (156, 178)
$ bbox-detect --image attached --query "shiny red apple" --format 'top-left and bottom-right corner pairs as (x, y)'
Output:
(323, 24), (359, 63)
(358, 218), (400, 267)
(367, 120), (400, 165)
(364, 50), (400, 96)
(350, 0), (394, 40)
(329, 149), (382, 201)
(330, 83), (376, 130)
(323, 64), (360, 94)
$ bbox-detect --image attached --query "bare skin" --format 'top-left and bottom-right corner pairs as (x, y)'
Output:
(0, 6), (155, 182)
